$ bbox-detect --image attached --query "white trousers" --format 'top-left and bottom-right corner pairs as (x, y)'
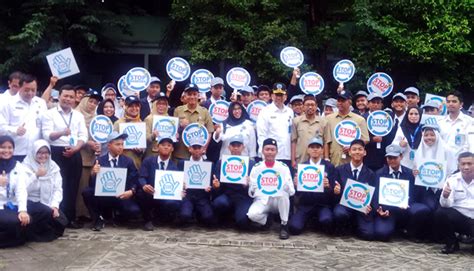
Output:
(247, 196), (290, 225)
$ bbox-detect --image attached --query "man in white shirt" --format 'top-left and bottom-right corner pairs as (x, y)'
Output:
(256, 83), (294, 169)
(41, 84), (88, 228)
(0, 74), (47, 161)
(0, 71), (23, 111)
(435, 152), (474, 254)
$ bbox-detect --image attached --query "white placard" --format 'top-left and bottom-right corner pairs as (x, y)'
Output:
(367, 110), (393, 137)
(297, 164), (325, 192)
(226, 67), (251, 90)
(220, 155), (249, 184)
(152, 116), (179, 142)
(119, 122), (147, 149)
(254, 168), (283, 197)
(280, 46), (304, 68)
(89, 115), (113, 143)
(339, 179), (375, 213)
(333, 120), (361, 147)
(246, 100), (267, 123)
(299, 72), (325, 95)
(46, 47), (80, 79)
(367, 72), (394, 98)
(209, 100), (230, 123)
(154, 170), (184, 200)
(424, 93), (447, 115)
(183, 161), (213, 189)
(191, 69), (214, 93)
(333, 59), (355, 83)
(415, 159), (447, 188)
(125, 67), (151, 92)
(94, 167), (127, 197)
(166, 57), (191, 82)
(378, 177), (409, 208)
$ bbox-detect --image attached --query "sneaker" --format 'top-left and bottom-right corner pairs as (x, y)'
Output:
(91, 217), (105, 232)
(143, 221), (154, 231)
(279, 224), (289, 240)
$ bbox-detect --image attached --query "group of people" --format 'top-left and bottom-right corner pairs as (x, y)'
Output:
(0, 69), (473, 254)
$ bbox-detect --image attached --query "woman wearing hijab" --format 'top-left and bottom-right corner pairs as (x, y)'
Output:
(24, 139), (67, 241)
(101, 83), (124, 119)
(213, 102), (257, 159)
(76, 90), (103, 221)
(0, 136), (30, 248)
(97, 98), (118, 124)
(144, 93), (175, 159)
(392, 106), (423, 169)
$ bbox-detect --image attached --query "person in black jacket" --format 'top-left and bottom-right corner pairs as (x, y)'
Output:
(82, 132), (141, 231)
(333, 139), (376, 240)
(288, 137), (336, 235)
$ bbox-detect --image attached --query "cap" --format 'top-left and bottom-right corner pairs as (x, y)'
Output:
(384, 108), (393, 114)
(51, 89), (59, 99)
(125, 95), (140, 105)
(158, 137), (174, 144)
(74, 84), (88, 91)
(184, 83), (199, 92)
(211, 77), (224, 87)
(404, 87), (419, 96)
(150, 76), (161, 84)
(392, 93), (407, 101)
(190, 141), (205, 147)
(107, 131), (128, 143)
(229, 134), (244, 144)
(354, 90), (368, 98)
(367, 92), (383, 101)
(290, 95), (304, 104)
(257, 85), (271, 93)
(152, 92), (168, 102)
(308, 137), (323, 147)
(421, 100), (440, 109)
(85, 89), (103, 102)
(272, 83), (287, 94)
(385, 144), (403, 157)
(422, 122), (440, 132)
(324, 98), (337, 108)
(337, 90), (353, 100)
(239, 85), (254, 94)
(262, 138), (277, 148)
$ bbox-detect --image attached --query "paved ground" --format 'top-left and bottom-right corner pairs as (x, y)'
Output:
(0, 222), (472, 270)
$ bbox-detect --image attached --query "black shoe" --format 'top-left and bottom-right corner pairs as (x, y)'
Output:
(459, 235), (474, 244)
(280, 224), (289, 240)
(441, 242), (460, 254)
(143, 221), (154, 231)
(67, 220), (84, 229)
(91, 217), (105, 232)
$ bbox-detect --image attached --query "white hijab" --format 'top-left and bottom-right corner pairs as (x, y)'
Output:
(22, 139), (60, 176)
(415, 128), (455, 174)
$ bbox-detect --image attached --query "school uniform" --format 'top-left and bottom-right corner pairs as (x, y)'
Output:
(289, 159), (336, 235)
(362, 112), (389, 171)
(333, 162), (376, 240)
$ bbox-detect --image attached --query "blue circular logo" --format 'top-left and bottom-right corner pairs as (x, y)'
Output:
(257, 169), (283, 195)
(333, 59), (355, 83)
(153, 118), (177, 141)
(117, 75), (136, 97)
(419, 161), (445, 187)
(182, 123), (209, 147)
(246, 100), (267, 123)
(367, 110), (393, 136)
(298, 165), (323, 191)
(89, 115), (113, 143)
(209, 100), (230, 124)
(280, 46), (304, 68)
(367, 72), (393, 98)
(191, 69), (214, 93)
(428, 96), (447, 115)
(166, 57), (191, 82)
(299, 72), (325, 95)
(334, 120), (361, 146)
(226, 67), (251, 90)
(381, 181), (406, 205)
(222, 157), (247, 182)
(344, 183), (371, 209)
(125, 67), (151, 91)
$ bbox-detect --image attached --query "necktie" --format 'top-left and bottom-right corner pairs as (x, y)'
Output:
(392, 171), (400, 179)
(352, 169), (358, 181)
(160, 161), (165, 170)
(112, 158), (117, 168)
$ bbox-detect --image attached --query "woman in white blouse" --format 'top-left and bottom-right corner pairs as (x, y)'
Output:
(213, 102), (257, 159)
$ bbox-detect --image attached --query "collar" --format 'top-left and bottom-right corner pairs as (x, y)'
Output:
(336, 111), (354, 119)
(184, 104), (199, 113)
(350, 162), (363, 172)
(446, 112), (469, 123)
(270, 102), (288, 113)
(389, 166), (402, 174)
(190, 157), (204, 162)
(57, 105), (73, 114)
(210, 96), (221, 104)
(147, 96), (153, 103)
(157, 156), (170, 164)
(309, 158), (322, 166)
(108, 154), (119, 161)
(301, 114), (320, 123)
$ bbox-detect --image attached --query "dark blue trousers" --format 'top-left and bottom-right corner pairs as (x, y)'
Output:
(212, 194), (253, 230)
(180, 196), (216, 226)
(289, 205), (333, 235)
(0, 209), (25, 248)
(135, 189), (181, 222)
(83, 187), (141, 221)
(333, 204), (374, 240)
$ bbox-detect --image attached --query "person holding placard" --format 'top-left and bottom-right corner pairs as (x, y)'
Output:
(213, 102), (257, 160)
(0, 136), (30, 248)
(113, 95), (145, 169)
(404, 87), (420, 107)
(178, 141), (216, 227)
(136, 137), (181, 231)
(139, 77), (162, 121)
(247, 138), (295, 239)
(211, 135), (255, 230)
(434, 152), (474, 254)
(392, 106), (423, 169)
(24, 139), (67, 241)
(238, 86), (255, 109)
(324, 91), (369, 167)
(372, 144), (416, 241)
(41, 84), (88, 229)
(202, 77), (225, 109)
(332, 140), (376, 240)
(255, 85), (272, 104)
(289, 137), (336, 235)
(82, 132), (140, 231)
(173, 83), (214, 160)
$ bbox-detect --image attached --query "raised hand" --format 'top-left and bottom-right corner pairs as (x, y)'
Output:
(17, 123), (26, 136)
(442, 182), (451, 199)
(334, 181), (341, 195)
(36, 163), (47, 178)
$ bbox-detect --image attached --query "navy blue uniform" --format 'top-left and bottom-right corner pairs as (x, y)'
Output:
(289, 159), (336, 235)
(362, 112), (390, 171)
(211, 159), (255, 230)
(136, 156), (181, 223)
(333, 163), (376, 240)
(82, 154), (141, 222)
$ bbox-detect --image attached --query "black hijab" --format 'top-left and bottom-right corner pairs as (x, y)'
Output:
(0, 136), (16, 174)
(400, 106), (423, 149)
(97, 98), (118, 123)
(223, 102), (250, 132)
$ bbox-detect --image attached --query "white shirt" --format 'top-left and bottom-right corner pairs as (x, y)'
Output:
(213, 120), (257, 158)
(26, 166), (62, 209)
(256, 103), (294, 159)
(108, 154), (120, 168)
(0, 162), (29, 212)
(392, 127), (416, 169)
(157, 156), (170, 170)
(41, 105), (88, 147)
(0, 95), (47, 155)
(248, 160), (295, 204)
(309, 158), (322, 166)
(439, 172), (474, 219)
(439, 112), (472, 157)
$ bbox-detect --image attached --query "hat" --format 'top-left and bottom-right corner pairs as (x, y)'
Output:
(422, 122), (440, 132)
(85, 89), (103, 102)
(337, 90), (353, 100)
(324, 98), (337, 108)
(150, 76), (161, 84)
(190, 141), (205, 147)
(107, 131), (128, 143)
(125, 95), (140, 105)
(152, 92), (168, 102)
(290, 95), (304, 104)
(229, 135), (244, 144)
(158, 137), (174, 144)
(421, 100), (440, 110)
(51, 89), (59, 100)
(404, 87), (419, 96)
(392, 93), (407, 101)
(74, 84), (88, 91)
(262, 138), (277, 148)
(308, 137), (323, 147)
(367, 92), (383, 101)
(239, 85), (254, 94)
(184, 83), (199, 92)
(211, 77), (224, 87)
(257, 85), (271, 93)
(272, 83), (287, 94)
(354, 90), (368, 99)
(385, 144), (403, 157)
(384, 108), (393, 114)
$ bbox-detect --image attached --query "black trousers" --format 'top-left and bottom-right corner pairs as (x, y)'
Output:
(434, 207), (473, 246)
(0, 209), (26, 248)
(51, 146), (82, 222)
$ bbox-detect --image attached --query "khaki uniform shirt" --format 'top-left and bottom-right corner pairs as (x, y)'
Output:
(113, 118), (145, 169)
(291, 114), (327, 164)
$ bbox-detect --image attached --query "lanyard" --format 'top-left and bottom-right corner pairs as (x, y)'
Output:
(58, 109), (73, 128)
(409, 126), (421, 149)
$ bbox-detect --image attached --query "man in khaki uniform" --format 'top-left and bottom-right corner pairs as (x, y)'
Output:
(173, 83), (214, 160)
(324, 90), (369, 166)
(291, 95), (327, 168)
